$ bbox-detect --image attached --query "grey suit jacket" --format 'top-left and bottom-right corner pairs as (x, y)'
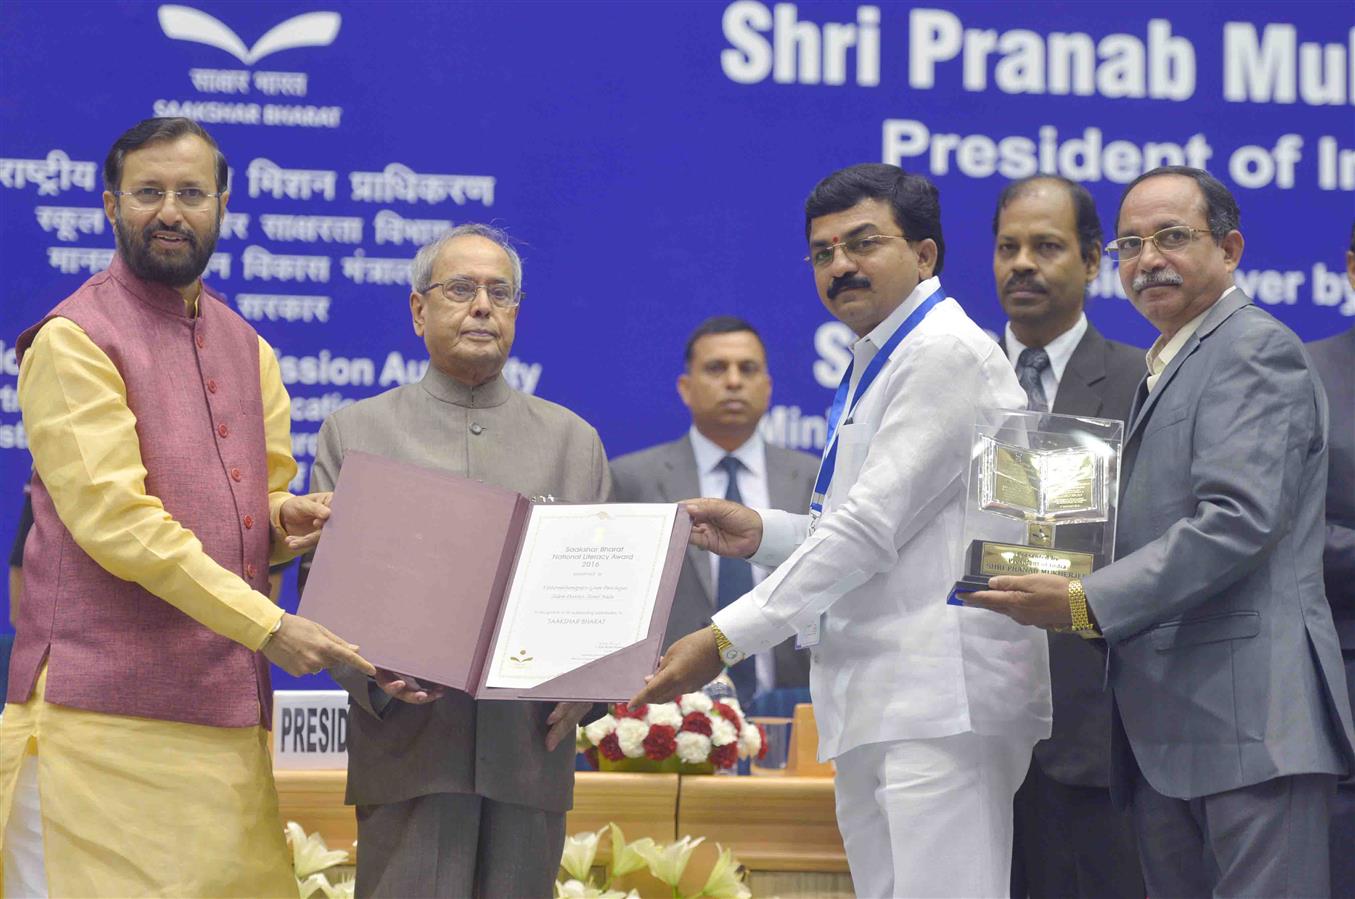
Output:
(1083, 290), (1355, 803)
(1306, 327), (1355, 647)
(303, 368), (610, 814)
(1004, 323), (1145, 787)
(609, 434), (817, 687)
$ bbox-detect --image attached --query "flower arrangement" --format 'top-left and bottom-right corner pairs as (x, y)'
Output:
(285, 821), (355, 899)
(557, 823), (752, 899)
(577, 694), (766, 773)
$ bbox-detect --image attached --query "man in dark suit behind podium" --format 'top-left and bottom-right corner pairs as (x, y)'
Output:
(610, 317), (815, 707)
(992, 175), (1146, 898)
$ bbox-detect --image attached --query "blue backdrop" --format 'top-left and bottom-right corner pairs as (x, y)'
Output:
(2, 1), (1352, 688)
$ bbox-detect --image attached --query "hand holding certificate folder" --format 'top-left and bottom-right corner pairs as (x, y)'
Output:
(299, 451), (690, 702)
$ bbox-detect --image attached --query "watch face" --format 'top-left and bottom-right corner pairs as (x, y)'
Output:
(723, 649), (740, 664)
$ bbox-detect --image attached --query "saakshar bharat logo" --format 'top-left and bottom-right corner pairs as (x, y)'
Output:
(157, 5), (341, 65)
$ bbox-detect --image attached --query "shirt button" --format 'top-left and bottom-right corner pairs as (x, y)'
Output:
(231, 468), (242, 482)
(207, 379), (218, 394)
(245, 563), (257, 579)
(470, 422), (484, 435)
(196, 334), (205, 349)
(218, 423), (229, 438)
(243, 514), (254, 529)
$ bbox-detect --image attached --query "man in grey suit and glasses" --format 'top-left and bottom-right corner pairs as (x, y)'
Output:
(969, 166), (1355, 897)
(992, 175), (1144, 899)
(301, 224), (609, 898)
(610, 316), (815, 707)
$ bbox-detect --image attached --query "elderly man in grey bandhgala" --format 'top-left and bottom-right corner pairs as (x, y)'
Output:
(300, 224), (609, 898)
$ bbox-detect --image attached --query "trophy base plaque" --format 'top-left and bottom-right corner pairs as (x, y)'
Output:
(947, 540), (1096, 605)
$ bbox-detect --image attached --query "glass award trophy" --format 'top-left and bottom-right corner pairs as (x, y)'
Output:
(948, 410), (1122, 605)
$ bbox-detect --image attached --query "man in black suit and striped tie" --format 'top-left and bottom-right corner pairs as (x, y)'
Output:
(992, 175), (1146, 899)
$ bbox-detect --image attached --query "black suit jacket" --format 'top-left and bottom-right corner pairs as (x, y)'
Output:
(1307, 327), (1355, 647)
(609, 434), (817, 688)
(1004, 322), (1145, 787)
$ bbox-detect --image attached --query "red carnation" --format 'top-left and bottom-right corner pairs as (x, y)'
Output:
(643, 724), (678, 761)
(756, 723), (769, 761)
(710, 742), (738, 769)
(613, 702), (648, 720)
(680, 712), (713, 736)
(584, 747), (600, 770)
(599, 733), (625, 762)
(712, 701), (742, 732)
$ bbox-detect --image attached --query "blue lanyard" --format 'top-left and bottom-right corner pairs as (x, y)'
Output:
(809, 287), (945, 515)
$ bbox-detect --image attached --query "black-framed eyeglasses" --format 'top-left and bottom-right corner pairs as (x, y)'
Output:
(112, 187), (222, 210)
(1105, 226), (1209, 261)
(805, 234), (907, 268)
(423, 278), (523, 308)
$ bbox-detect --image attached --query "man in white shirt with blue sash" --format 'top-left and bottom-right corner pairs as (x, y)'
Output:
(633, 164), (1051, 898)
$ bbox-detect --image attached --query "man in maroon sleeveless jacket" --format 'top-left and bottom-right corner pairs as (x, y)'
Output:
(0, 117), (373, 898)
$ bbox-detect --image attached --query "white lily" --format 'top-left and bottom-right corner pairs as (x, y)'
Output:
(297, 872), (332, 899)
(285, 821), (350, 878)
(608, 822), (656, 877)
(638, 835), (705, 887)
(698, 844), (752, 899)
(555, 879), (636, 898)
(323, 872), (357, 899)
(560, 827), (606, 882)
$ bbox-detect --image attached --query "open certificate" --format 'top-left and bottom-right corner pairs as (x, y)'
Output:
(484, 505), (676, 688)
(299, 452), (690, 702)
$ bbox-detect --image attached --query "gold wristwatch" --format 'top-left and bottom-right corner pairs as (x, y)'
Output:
(1068, 579), (1101, 639)
(711, 624), (746, 666)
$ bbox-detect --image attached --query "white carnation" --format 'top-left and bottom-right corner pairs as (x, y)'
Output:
(675, 731), (712, 764)
(616, 718), (649, 758)
(679, 692), (713, 714)
(738, 722), (762, 758)
(645, 702), (683, 729)
(582, 714), (616, 746)
(709, 717), (737, 747)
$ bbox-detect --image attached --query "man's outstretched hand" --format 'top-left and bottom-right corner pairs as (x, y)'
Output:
(262, 612), (375, 677)
(682, 498), (762, 559)
(628, 627), (725, 708)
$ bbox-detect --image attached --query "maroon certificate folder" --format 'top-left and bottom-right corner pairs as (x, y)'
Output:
(299, 451), (690, 702)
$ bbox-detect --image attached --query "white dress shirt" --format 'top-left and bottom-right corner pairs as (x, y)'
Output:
(688, 426), (776, 695)
(1004, 312), (1088, 409)
(713, 276), (1052, 760)
(1144, 289), (1236, 392)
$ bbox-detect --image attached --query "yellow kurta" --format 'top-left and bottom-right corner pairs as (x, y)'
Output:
(1, 318), (300, 897)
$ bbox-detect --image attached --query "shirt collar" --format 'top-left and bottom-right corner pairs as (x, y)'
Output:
(858, 275), (943, 355)
(419, 364), (512, 408)
(1004, 312), (1087, 383)
(689, 425), (765, 478)
(1145, 286), (1239, 378)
